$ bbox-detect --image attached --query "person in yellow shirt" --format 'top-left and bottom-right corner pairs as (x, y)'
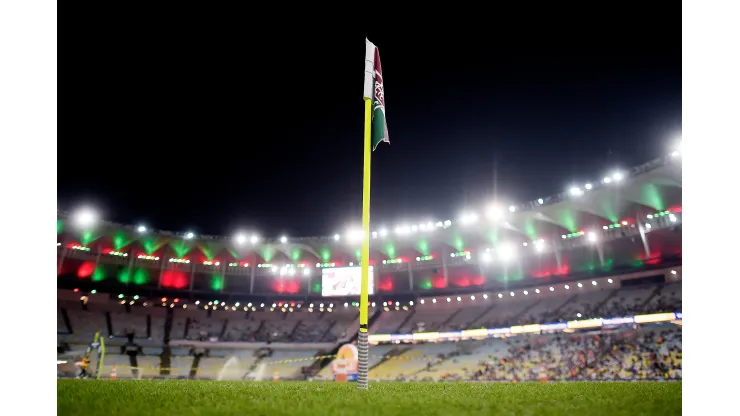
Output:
(77, 356), (91, 379)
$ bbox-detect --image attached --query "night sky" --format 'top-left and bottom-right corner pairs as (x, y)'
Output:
(58, 8), (681, 238)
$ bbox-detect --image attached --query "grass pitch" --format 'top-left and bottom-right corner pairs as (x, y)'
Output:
(57, 380), (681, 416)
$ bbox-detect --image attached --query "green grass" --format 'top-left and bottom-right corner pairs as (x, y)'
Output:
(57, 380), (681, 416)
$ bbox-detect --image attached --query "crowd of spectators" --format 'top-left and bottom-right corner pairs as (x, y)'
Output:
(392, 328), (682, 382)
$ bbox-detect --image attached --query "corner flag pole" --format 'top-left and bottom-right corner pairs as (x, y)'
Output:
(358, 38), (388, 390)
(357, 38), (377, 390)
(357, 96), (372, 390)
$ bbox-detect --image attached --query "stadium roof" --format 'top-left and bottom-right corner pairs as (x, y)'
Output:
(58, 153), (681, 247)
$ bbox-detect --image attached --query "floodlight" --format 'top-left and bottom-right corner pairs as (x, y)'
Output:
(73, 207), (98, 228)
(486, 205), (504, 221)
(498, 243), (516, 262)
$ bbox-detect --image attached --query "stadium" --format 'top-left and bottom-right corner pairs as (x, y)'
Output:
(56, 151), (682, 413)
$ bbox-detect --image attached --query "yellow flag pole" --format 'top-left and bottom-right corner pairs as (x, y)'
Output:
(357, 96), (372, 389)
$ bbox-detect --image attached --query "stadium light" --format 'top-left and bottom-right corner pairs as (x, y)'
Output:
(334, 233), (340, 241)
(587, 231), (598, 243)
(347, 229), (363, 243)
(73, 207), (98, 228)
(569, 187), (583, 197)
(280, 236), (287, 243)
(537, 198), (544, 205)
(509, 205), (516, 213)
(459, 212), (478, 225)
(612, 171), (624, 182)
(235, 233), (247, 245)
(137, 225), (147, 233)
(486, 205), (504, 221)
(602, 177), (612, 184)
(379, 228), (388, 237)
(534, 239), (545, 253)
(250, 235), (259, 244)
(672, 136), (682, 157)
(584, 183), (593, 190)
(498, 243), (516, 262)
(184, 232), (194, 240)
(395, 225), (410, 235)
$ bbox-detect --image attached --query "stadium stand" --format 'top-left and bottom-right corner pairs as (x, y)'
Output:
(387, 327), (682, 382)
(222, 314), (261, 342)
(369, 343), (460, 381)
(57, 266), (682, 381)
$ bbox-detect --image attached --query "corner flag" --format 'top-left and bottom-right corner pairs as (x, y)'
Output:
(357, 38), (389, 390)
(364, 39), (389, 150)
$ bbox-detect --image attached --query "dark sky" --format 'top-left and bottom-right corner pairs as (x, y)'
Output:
(58, 7), (681, 238)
